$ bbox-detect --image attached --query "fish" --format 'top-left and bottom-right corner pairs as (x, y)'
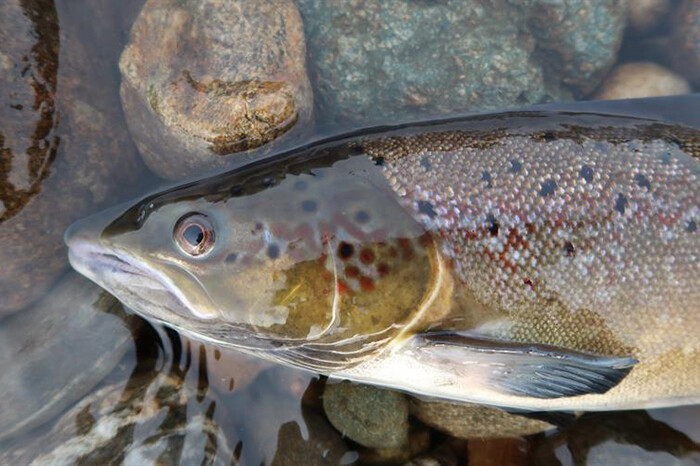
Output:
(66, 95), (700, 411)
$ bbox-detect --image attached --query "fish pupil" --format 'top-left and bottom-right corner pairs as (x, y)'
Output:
(183, 225), (204, 245)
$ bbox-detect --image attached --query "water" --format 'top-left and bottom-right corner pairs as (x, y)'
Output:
(1, 0), (699, 464)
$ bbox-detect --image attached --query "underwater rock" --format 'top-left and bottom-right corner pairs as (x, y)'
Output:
(595, 62), (691, 100)
(357, 427), (431, 465)
(120, 0), (313, 180)
(322, 381), (409, 449)
(296, 0), (626, 126)
(271, 411), (357, 466)
(0, 0), (145, 316)
(670, 0), (700, 85)
(468, 438), (530, 466)
(628, 0), (671, 33)
(0, 272), (140, 442)
(404, 441), (462, 466)
(0, 371), (233, 465)
(410, 399), (553, 439)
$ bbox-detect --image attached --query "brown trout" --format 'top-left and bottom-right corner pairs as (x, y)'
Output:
(66, 96), (700, 411)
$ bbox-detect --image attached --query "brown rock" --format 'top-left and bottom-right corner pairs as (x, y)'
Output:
(410, 399), (553, 439)
(595, 62), (691, 100)
(120, 0), (313, 180)
(358, 427), (431, 465)
(468, 438), (530, 466)
(0, 0), (146, 316)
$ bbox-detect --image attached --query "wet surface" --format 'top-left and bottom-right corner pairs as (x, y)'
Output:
(1, 0), (699, 465)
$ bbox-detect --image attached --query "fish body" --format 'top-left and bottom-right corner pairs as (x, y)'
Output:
(66, 96), (700, 411)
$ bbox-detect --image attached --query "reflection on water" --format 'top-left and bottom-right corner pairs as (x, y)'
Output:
(1, 0), (699, 464)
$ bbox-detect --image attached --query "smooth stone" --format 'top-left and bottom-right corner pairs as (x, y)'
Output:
(670, 0), (700, 85)
(410, 399), (553, 439)
(120, 0), (313, 180)
(595, 62), (691, 100)
(468, 438), (530, 466)
(322, 381), (409, 449)
(628, 0), (671, 33)
(0, 0), (146, 316)
(358, 428), (430, 465)
(296, 0), (626, 126)
(0, 272), (141, 442)
(0, 371), (233, 465)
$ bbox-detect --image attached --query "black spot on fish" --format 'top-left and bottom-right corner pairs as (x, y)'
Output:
(688, 221), (698, 233)
(486, 215), (499, 237)
(301, 200), (318, 212)
(563, 241), (575, 257)
(417, 200), (437, 219)
(634, 173), (652, 191)
(614, 193), (627, 215)
(294, 180), (308, 191)
(539, 179), (557, 197)
(338, 242), (354, 259)
(225, 253), (238, 263)
(420, 157), (432, 171)
(262, 176), (275, 188)
(580, 165), (594, 183)
(230, 185), (244, 196)
(374, 157), (385, 166)
(482, 171), (493, 188)
(349, 144), (364, 154)
(661, 152), (672, 165)
(510, 159), (522, 173)
(543, 132), (555, 142)
(355, 210), (371, 224)
(267, 244), (280, 259)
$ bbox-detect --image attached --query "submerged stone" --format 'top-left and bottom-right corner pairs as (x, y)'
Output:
(595, 62), (691, 100)
(120, 0), (313, 180)
(670, 0), (700, 85)
(296, 0), (626, 126)
(0, 273), (141, 442)
(0, 371), (232, 465)
(0, 0), (146, 316)
(322, 381), (409, 449)
(410, 399), (554, 439)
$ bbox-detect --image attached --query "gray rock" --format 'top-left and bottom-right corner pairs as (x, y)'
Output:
(0, 272), (141, 442)
(670, 0), (700, 85)
(296, 0), (627, 126)
(322, 381), (409, 449)
(120, 0), (314, 180)
(0, 371), (233, 465)
(410, 399), (553, 439)
(0, 0), (146, 316)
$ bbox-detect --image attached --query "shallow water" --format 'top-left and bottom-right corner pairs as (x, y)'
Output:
(1, 0), (700, 465)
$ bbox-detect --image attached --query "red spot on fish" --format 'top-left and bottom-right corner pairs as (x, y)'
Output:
(359, 276), (375, 291)
(360, 249), (375, 265)
(419, 233), (432, 248)
(346, 265), (360, 278)
(377, 263), (390, 277)
(398, 238), (414, 260)
(337, 280), (349, 295)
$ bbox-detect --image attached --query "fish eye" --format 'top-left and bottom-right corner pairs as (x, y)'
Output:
(174, 213), (215, 257)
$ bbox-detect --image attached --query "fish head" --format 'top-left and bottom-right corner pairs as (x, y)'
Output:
(66, 152), (444, 369)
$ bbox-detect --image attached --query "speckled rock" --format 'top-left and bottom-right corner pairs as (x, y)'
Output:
(595, 62), (691, 100)
(0, 272), (141, 442)
(296, 0), (626, 126)
(410, 399), (553, 439)
(0, 0), (145, 316)
(322, 381), (409, 449)
(120, 0), (313, 180)
(628, 0), (671, 33)
(670, 0), (700, 85)
(0, 372), (233, 465)
(358, 428), (430, 465)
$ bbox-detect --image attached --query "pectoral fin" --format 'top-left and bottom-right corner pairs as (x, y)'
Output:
(411, 332), (637, 399)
